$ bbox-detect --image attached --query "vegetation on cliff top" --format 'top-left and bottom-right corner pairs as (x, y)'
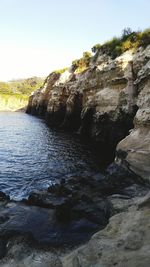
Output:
(52, 67), (69, 74)
(92, 27), (150, 59)
(71, 28), (150, 73)
(71, 51), (92, 73)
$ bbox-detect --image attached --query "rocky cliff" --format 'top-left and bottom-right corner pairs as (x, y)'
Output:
(62, 192), (150, 267)
(0, 43), (149, 267)
(27, 45), (150, 181)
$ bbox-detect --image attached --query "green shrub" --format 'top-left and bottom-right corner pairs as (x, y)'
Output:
(53, 67), (68, 74)
(72, 59), (80, 70)
(140, 28), (150, 48)
(121, 27), (133, 41)
(72, 51), (92, 73)
(0, 82), (11, 94)
(91, 44), (101, 53)
(91, 27), (150, 59)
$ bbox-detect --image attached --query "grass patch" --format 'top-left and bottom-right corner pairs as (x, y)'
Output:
(71, 51), (92, 73)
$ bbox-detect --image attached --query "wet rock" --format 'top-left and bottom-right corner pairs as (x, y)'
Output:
(0, 175), (149, 265)
(26, 168), (148, 228)
(0, 215), (9, 224)
(47, 183), (72, 197)
(0, 200), (104, 249)
(27, 192), (68, 209)
(27, 176), (114, 227)
(102, 163), (148, 196)
(0, 240), (7, 259)
(72, 198), (112, 225)
(1, 191), (150, 267)
(0, 191), (10, 202)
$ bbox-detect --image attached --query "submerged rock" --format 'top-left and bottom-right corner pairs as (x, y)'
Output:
(0, 240), (7, 260)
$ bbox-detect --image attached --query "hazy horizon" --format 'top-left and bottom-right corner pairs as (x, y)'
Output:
(0, 0), (149, 81)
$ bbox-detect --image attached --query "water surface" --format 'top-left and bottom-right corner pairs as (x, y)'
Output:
(0, 112), (100, 200)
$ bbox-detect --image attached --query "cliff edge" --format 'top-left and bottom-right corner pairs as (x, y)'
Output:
(27, 44), (150, 181)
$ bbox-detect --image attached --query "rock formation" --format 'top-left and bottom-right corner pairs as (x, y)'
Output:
(24, 45), (150, 266)
(116, 77), (150, 181)
(27, 45), (150, 181)
(0, 189), (150, 267)
(62, 192), (150, 267)
(0, 44), (149, 267)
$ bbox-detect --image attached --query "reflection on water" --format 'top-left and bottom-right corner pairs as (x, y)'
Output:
(0, 112), (100, 200)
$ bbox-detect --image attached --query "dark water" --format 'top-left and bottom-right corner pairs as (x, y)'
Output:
(0, 112), (100, 200)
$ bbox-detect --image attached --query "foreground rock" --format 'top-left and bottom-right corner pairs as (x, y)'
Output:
(0, 165), (148, 265)
(0, 191), (10, 202)
(0, 200), (100, 248)
(0, 191), (150, 267)
(26, 164), (149, 225)
(62, 192), (150, 267)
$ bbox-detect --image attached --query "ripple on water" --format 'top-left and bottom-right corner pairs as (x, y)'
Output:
(0, 112), (100, 200)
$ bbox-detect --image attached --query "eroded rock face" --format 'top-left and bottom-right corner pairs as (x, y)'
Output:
(27, 45), (150, 171)
(116, 59), (150, 181)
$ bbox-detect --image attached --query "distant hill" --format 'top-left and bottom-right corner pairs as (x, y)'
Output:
(0, 77), (44, 96)
(0, 76), (44, 111)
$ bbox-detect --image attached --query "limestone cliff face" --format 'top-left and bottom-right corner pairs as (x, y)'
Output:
(116, 69), (150, 181)
(27, 45), (150, 180)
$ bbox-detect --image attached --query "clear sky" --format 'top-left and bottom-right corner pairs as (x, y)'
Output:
(0, 0), (149, 81)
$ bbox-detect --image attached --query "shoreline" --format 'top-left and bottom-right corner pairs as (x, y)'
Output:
(0, 163), (149, 265)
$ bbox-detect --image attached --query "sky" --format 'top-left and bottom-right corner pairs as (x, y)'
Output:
(0, 0), (149, 81)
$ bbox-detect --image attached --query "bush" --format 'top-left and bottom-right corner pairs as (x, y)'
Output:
(140, 28), (150, 48)
(0, 82), (11, 94)
(72, 51), (92, 73)
(121, 27), (133, 41)
(91, 44), (101, 53)
(91, 27), (150, 59)
(53, 67), (68, 74)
